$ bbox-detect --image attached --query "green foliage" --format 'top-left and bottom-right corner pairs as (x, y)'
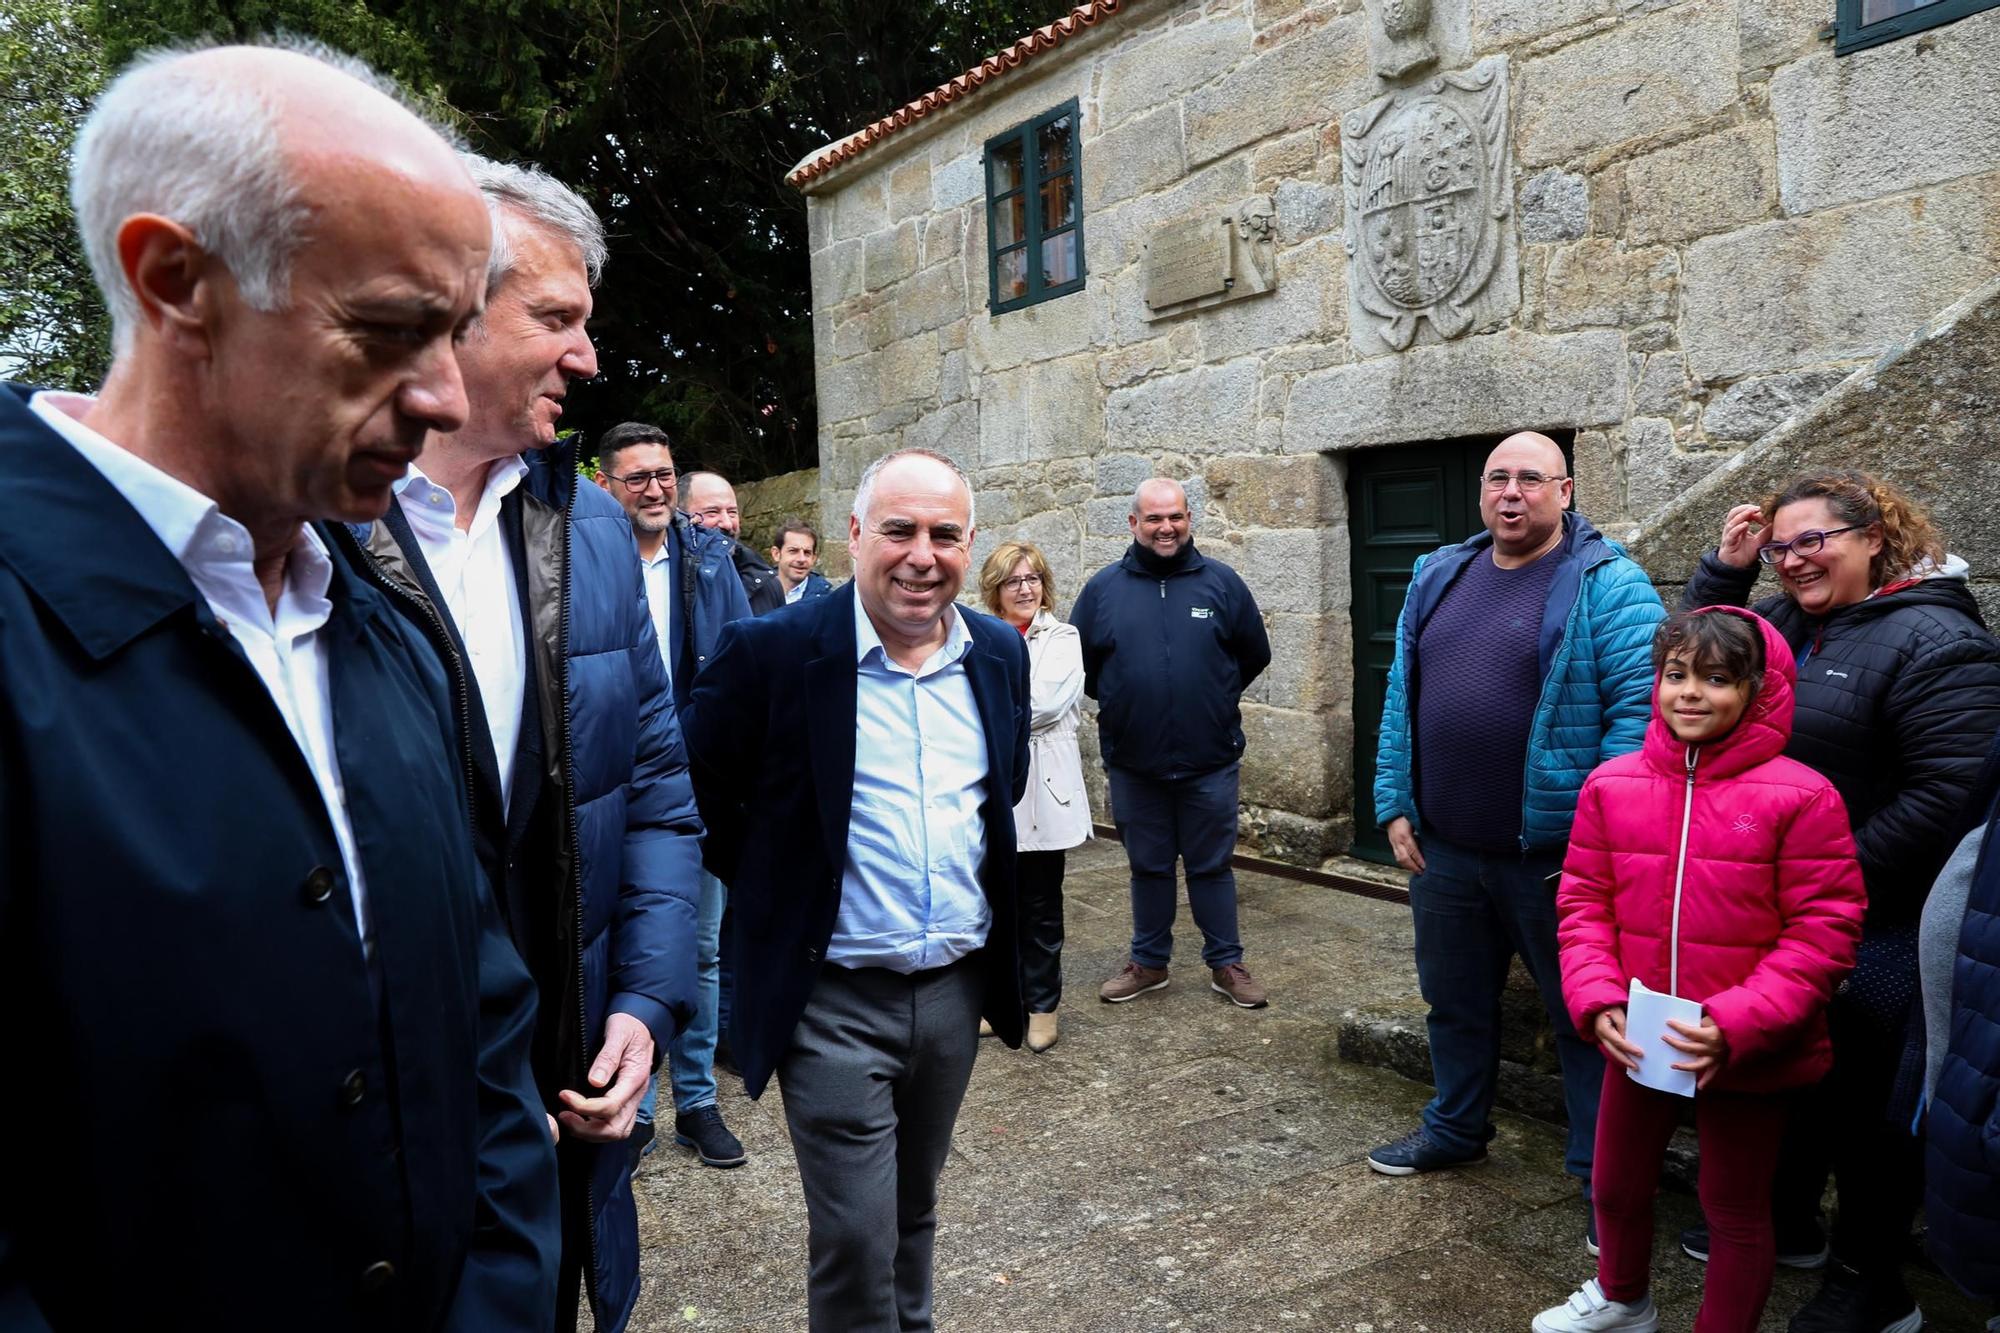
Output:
(70, 0), (1067, 476)
(0, 0), (111, 387)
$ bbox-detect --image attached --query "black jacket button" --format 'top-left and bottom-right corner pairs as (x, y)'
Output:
(340, 1069), (366, 1107)
(805, 946), (821, 964)
(358, 1260), (396, 1293)
(301, 865), (336, 906)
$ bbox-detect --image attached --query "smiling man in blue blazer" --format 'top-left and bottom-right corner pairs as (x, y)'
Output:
(684, 448), (1029, 1332)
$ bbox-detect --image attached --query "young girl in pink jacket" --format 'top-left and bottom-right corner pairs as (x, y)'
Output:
(1532, 607), (1865, 1333)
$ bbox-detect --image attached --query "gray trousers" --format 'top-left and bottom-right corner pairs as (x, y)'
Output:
(776, 957), (983, 1332)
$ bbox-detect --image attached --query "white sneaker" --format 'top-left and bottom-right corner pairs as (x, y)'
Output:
(1530, 1279), (1660, 1333)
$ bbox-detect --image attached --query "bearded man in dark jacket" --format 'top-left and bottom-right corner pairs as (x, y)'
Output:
(1070, 477), (1273, 1011)
(334, 157), (701, 1333)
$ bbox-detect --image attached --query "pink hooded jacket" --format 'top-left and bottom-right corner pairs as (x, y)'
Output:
(1557, 606), (1866, 1093)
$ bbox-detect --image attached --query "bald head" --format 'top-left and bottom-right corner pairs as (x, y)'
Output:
(1479, 431), (1574, 565)
(73, 40), (478, 348)
(1485, 431), (1566, 477)
(1129, 476), (1193, 559)
(682, 471), (742, 537)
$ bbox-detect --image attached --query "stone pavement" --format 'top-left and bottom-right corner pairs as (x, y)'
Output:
(625, 841), (1988, 1332)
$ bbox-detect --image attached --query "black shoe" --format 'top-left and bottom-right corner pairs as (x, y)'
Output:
(1785, 1262), (1922, 1333)
(626, 1118), (656, 1174)
(674, 1105), (748, 1169)
(1681, 1216), (1830, 1268)
(1365, 1126), (1488, 1176)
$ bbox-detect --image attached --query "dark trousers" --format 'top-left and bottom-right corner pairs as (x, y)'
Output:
(554, 1141), (590, 1333)
(1408, 834), (1604, 1184)
(1108, 762), (1244, 969)
(776, 957), (983, 1332)
(1018, 849), (1067, 1012)
(1594, 1067), (1789, 1333)
(1770, 988), (1924, 1277)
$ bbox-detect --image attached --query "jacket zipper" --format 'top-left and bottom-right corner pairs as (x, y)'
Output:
(1668, 746), (1698, 997)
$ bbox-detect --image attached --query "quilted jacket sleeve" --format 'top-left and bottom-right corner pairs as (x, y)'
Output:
(682, 617), (767, 885)
(1851, 630), (2000, 917)
(1590, 557), (1667, 761)
(1372, 552), (1426, 830)
(1679, 548), (1762, 611)
(1557, 774), (1631, 1032)
(610, 550), (703, 1048)
(1703, 782), (1865, 1065)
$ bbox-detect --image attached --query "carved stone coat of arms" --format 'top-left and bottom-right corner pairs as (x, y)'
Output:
(1342, 56), (1516, 352)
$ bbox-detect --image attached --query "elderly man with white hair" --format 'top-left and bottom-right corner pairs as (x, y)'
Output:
(332, 152), (703, 1333)
(0, 40), (560, 1329)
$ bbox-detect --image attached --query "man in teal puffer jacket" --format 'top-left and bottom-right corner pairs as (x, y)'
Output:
(1367, 432), (1663, 1248)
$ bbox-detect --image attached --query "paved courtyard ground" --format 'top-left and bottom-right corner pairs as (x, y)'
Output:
(627, 841), (1988, 1332)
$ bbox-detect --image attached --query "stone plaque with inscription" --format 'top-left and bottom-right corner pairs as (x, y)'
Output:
(1144, 218), (1232, 311)
(1141, 198), (1278, 321)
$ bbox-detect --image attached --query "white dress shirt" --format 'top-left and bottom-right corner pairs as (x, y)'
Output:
(394, 458), (530, 812)
(639, 540), (674, 688)
(784, 578), (807, 605)
(830, 595), (992, 972)
(29, 391), (373, 950)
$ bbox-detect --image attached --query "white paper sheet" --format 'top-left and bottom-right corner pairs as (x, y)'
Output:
(1626, 977), (1703, 1099)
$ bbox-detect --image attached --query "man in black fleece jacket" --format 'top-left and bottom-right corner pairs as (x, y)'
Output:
(1071, 477), (1273, 1009)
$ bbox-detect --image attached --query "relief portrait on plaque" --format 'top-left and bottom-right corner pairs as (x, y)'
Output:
(1342, 56), (1515, 351)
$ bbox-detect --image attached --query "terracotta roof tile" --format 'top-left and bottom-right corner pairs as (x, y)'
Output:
(785, 0), (1126, 189)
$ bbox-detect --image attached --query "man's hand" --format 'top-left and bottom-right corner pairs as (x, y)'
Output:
(1593, 1006), (1644, 1072)
(1664, 1014), (1729, 1090)
(1717, 503), (1765, 570)
(1386, 816), (1425, 875)
(556, 1012), (654, 1142)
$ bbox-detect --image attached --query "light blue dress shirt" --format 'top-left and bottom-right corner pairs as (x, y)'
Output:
(829, 594), (992, 972)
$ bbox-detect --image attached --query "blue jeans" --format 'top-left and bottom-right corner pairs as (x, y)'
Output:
(639, 867), (726, 1125)
(1108, 763), (1243, 970)
(1408, 833), (1602, 1186)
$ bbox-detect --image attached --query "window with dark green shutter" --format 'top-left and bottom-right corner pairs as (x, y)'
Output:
(984, 102), (1086, 315)
(1835, 0), (1999, 53)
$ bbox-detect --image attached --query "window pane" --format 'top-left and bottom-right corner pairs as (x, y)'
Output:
(996, 246), (1030, 302)
(991, 140), (1023, 194)
(1041, 231), (1079, 288)
(1041, 172), (1075, 231)
(1038, 116), (1073, 176)
(1862, 0), (1943, 19)
(994, 193), (1026, 249)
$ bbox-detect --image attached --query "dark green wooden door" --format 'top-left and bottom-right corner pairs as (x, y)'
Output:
(1345, 433), (1575, 863)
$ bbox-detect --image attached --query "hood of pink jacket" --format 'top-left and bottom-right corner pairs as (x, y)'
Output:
(1639, 605), (1797, 782)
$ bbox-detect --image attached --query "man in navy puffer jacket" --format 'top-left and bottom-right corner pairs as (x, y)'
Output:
(337, 158), (700, 1333)
(1071, 477), (1273, 1010)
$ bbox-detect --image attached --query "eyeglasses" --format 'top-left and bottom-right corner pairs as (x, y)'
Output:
(608, 468), (675, 493)
(1001, 574), (1043, 592)
(1483, 470), (1568, 492)
(1756, 525), (1865, 565)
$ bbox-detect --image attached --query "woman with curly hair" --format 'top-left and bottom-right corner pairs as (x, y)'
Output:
(1680, 470), (2000, 1333)
(976, 540), (1091, 1053)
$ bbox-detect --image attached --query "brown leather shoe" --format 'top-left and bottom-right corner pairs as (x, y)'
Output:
(1099, 961), (1170, 1003)
(1211, 963), (1269, 1009)
(1026, 1010), (1059, 1053)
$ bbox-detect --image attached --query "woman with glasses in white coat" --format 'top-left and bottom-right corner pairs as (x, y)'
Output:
(978, 540), (1092, 1052)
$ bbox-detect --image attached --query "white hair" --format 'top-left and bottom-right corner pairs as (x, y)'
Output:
(851, 449), (975, 529)
(464, 154), (607, 292)
(71, 37), (441, 352)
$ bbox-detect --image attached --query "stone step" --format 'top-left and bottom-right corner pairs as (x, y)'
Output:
(1336, 1001), (1701, 1190)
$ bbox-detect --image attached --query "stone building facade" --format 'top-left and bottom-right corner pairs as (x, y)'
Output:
(789, 0), (2000, 866)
